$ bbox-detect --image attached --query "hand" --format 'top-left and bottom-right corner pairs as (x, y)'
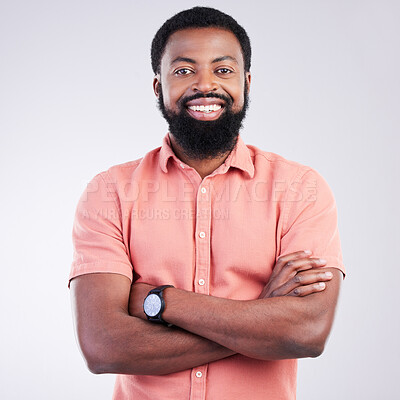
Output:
(129, 282), (155, 319)
(259, 251), (332, 299)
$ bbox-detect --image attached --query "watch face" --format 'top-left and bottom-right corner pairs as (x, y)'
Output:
(144, 293), (162, 317)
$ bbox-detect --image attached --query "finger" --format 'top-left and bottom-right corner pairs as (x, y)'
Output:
(272, 270), (333, 297)
(261, 258), (326, 297)
(282, 257), (327, 277)
(270, 257), (326, 290)
(266, 252), (327, 299)
(276, 250), (313, 266)
(272, 250), (313, 278)
(288, 282), (327, 297)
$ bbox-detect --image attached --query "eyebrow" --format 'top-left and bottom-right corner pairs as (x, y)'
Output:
(212, 56), (238, 64)
(171, 57), (196, 65)
(170, 55), (239, 66)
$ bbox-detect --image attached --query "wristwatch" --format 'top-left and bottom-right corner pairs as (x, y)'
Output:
(143, 285), (174, 326)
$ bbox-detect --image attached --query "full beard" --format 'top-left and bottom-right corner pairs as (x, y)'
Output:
(157, 84), (249, 160)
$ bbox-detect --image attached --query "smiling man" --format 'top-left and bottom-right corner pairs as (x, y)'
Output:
(69, 7), (345, 400)
(156, 26), (250, 167)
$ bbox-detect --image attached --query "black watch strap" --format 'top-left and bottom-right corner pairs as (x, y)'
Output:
(145, 285), (174, 326)
(150, 285), (174, 295)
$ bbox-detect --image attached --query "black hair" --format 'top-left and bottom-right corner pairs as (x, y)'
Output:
(151, 6), (251, 74)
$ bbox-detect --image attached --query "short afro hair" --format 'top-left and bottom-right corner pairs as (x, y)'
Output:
(151, 6), (251, 75)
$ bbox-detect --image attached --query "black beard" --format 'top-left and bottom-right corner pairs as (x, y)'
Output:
(157, 84), (249, 160)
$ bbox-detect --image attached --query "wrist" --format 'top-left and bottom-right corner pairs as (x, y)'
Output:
(160, 286), (175, 322)
(143, 285), (175, 326)
(162, 287), (190, 325)
(129, 282), (156, 319)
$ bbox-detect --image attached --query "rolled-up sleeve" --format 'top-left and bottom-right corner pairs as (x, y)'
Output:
(279, 168), (345, 277)
(69, 172), (133, 285)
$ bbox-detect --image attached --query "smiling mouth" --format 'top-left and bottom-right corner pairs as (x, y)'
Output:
(185, 103), (225, 120)
(187, 104), (222, 113)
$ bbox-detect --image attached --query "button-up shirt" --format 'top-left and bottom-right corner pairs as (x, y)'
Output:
(70, 134), (344, 400)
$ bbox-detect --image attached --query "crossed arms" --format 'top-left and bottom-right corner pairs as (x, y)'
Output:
(70, 251), (342, 376)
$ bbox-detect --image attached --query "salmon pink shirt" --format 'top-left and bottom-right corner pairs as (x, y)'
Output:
(70, 134), (344, 400)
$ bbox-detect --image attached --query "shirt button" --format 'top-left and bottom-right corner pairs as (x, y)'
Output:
(198, 279), (205, 286)
(201, 187), (206, 194)
(180, 163), (185, 169)
(199, 231), (206, 239)
(195, 371), (203, 378)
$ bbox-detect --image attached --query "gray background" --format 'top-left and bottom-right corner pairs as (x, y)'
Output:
(1, 0), (399, 398)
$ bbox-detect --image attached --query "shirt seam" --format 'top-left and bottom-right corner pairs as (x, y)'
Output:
(253, 151), (305, 168)
(71, 260), (132, 268)
(117, 159), (142, 168)
(99, 171), (123, 220)
(281, 167), (313, 236)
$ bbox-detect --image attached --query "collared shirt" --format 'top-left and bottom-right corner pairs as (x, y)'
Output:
(70, 134), (344, 400)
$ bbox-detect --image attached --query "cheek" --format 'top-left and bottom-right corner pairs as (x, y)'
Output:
(160, 79), (185, 111)
(229, 77), (246, 110)
(163, 92), (181, 113)
(231, 87), (245, 111)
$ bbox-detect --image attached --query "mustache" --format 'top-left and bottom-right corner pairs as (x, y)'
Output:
(179, 92), (233, 108)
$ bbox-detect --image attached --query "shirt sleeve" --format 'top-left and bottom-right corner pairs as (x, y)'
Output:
(279, 168), (345, 277)
(69, 172), (133, 285)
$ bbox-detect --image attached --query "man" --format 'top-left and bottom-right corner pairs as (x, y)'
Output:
(70, 7), (345, 400)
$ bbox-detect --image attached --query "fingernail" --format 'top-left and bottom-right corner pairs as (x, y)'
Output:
(304, 250), (312, 255)
(325, 272), (333, 278)
(318, 259), (327, 264)
(318, 282), (326, 289)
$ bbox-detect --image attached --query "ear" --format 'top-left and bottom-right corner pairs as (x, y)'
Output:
(153, 74), (161, 98)
(245, 72), (251, 94)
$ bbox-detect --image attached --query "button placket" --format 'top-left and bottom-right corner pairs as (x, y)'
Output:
(194, 179), (211, 295)
(190, 365), (208, 400)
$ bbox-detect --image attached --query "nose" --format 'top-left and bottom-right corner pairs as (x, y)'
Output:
(191, 69), (218, 93)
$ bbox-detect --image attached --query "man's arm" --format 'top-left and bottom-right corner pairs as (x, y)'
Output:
(130, 256), (342, 361)
(171, 268), (341, 359)
(71, 252), (335, 375)
(70, 273), (234, 376)
(70, 252), (332, 375)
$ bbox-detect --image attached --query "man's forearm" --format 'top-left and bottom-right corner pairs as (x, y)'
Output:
(71, 274), (234, 376)
(133, 268), (341, 361)
(72, 256), (339, 375)
(162, 290), (321, 359)
(91, 315), (234, 375)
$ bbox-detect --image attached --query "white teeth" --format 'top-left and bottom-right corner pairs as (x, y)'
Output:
(188, 104), (222, 113)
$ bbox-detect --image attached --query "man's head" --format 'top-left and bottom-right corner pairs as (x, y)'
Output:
(151, 7), (252, 160)
(151, 7), (252, 75)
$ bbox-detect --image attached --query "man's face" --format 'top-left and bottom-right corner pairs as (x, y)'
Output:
(154, 27), (251, 160)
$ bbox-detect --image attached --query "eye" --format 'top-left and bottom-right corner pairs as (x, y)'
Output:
(216, 68), (233, 74)
(175, 68), (193, 76)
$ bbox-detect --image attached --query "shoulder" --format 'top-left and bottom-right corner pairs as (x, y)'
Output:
(244, 143), (334, 202)
(79, 146), (162, 207)
(246, 143), (315, 180)
(93, 146), (163, 185)
(249, 143), (305, 168)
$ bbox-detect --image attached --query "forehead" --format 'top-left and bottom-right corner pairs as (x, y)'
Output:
(161, 27), (244, 68)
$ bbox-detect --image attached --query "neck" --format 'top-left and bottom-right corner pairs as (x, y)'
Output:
(169, 134), (231, 180)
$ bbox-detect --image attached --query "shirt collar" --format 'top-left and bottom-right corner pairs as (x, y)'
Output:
(159, 133), (254, 179)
